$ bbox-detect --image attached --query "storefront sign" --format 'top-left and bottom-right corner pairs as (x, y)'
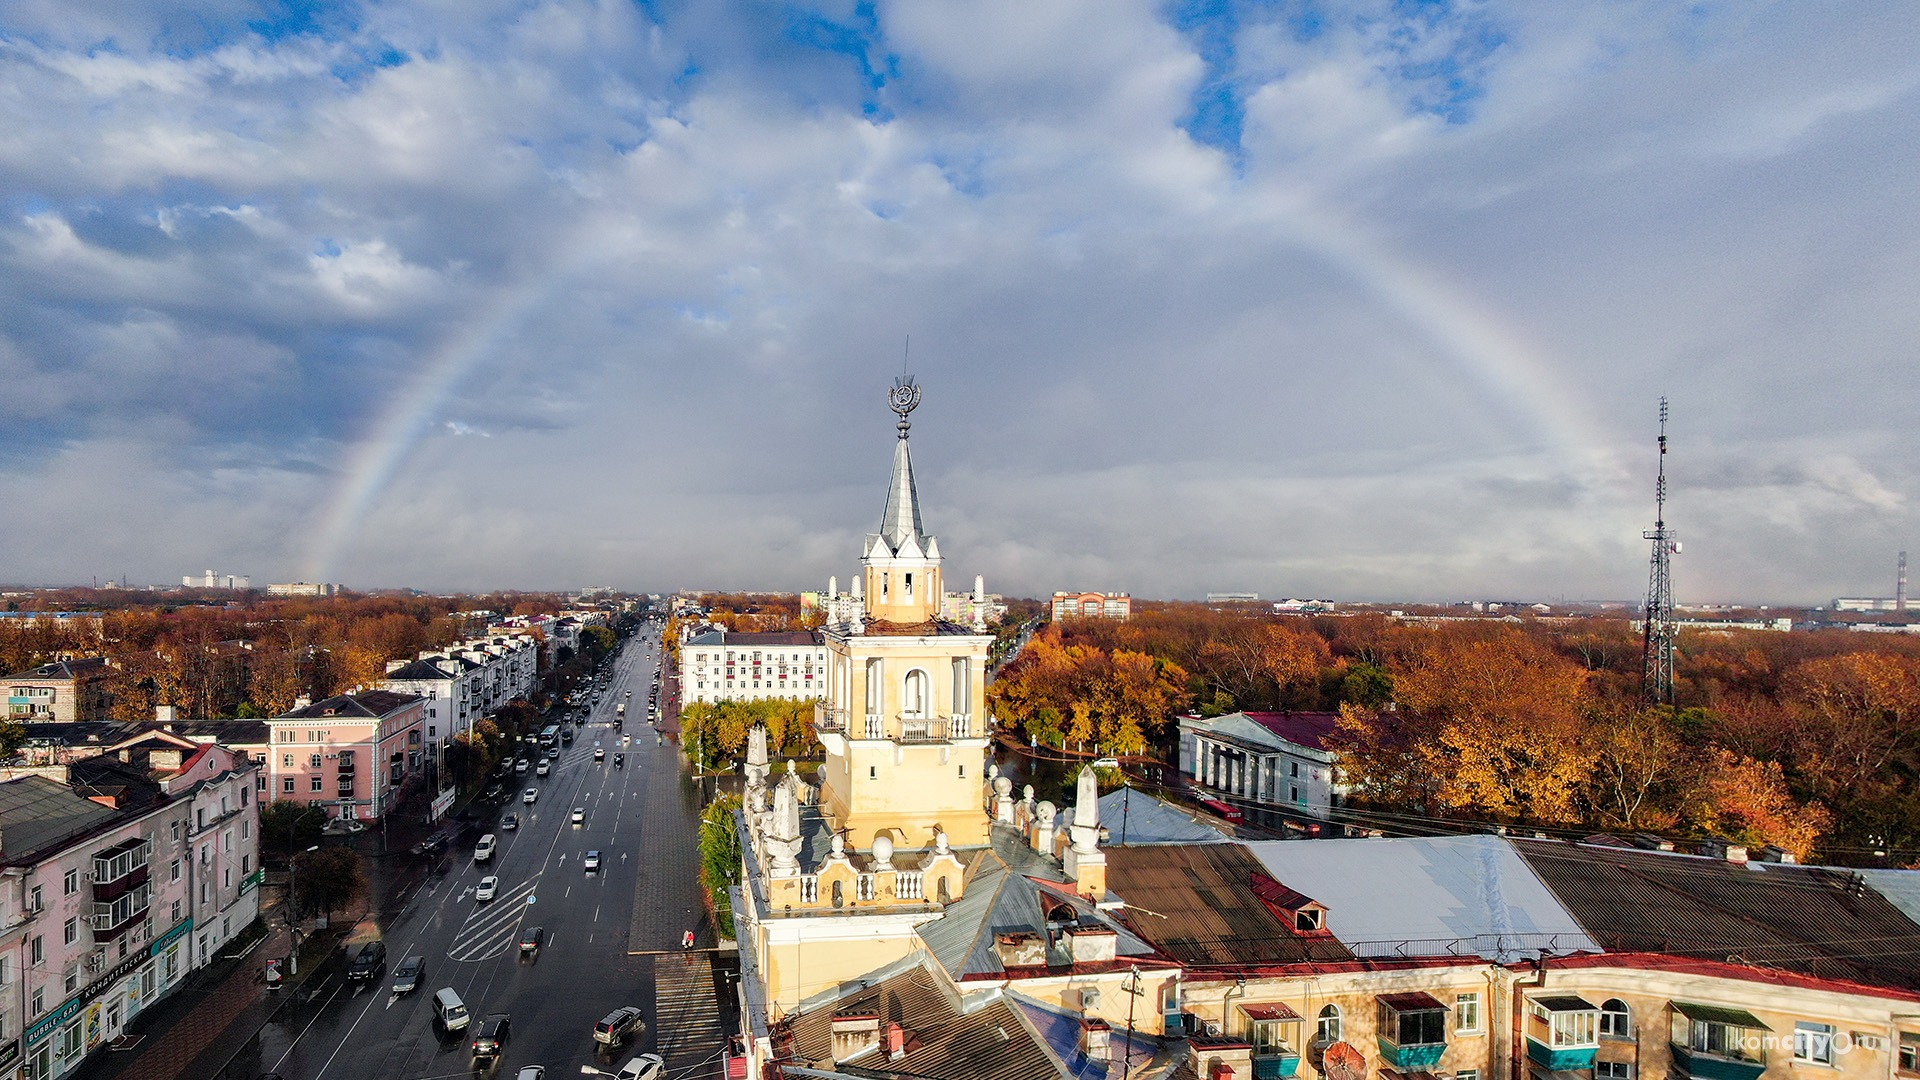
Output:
(25, 997), (82, 1048)
(239, 868), (265, 895)
(0, 1036), (19, 1071)
(150, 917), (193, 956)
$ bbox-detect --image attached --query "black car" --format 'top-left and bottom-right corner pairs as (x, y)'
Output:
(612, 753), (623, 768)
(345, 941), (386, 985)
(390, 954), (425, 994)
(518, 926), (544, 956)
(501, 813), (519, 831)
(481, 783), (503, 802)
(471, 1014), (512, 1057)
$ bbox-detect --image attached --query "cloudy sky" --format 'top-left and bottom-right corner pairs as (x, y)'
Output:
(2, 1), (1916, 604)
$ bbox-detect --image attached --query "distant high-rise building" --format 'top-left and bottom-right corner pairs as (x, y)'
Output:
(181, 570), (249, 589)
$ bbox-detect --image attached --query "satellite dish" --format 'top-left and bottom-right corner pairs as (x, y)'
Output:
(1322, 1041), (1365, 1080)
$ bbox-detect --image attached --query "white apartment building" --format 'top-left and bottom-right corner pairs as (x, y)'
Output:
(678, 629), (826, 705)
(382, 634), (539, 748)
(0, 743), (259, 1080)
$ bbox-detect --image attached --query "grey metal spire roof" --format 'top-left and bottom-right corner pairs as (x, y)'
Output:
(877, 435), (928, 554)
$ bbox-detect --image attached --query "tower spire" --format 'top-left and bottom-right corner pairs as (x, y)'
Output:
(1642, 398), (1678, 705)
(878, 375), (927, 552)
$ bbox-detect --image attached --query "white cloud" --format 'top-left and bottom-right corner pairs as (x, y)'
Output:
(0, 0), (1915, 604)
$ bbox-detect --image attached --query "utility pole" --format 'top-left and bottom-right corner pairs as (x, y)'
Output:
(1642, 399), (1679, 705)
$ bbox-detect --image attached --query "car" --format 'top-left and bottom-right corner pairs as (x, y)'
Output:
(594, 748), (605, 761)
(616, 1053), (666, 1080)
(570, 807), (585, 825)
(584, 850), (601, 873)
(475, 876), (498, 901)
(480, 784), (503, 802)
(518, 926), (544, 955)
(515, 1068), (546, 1080)
(322, 817), (367, 835)
(625, 689), (632, 697)
(620, 734), (630, 744)
(514, 758), (529, 775)
(522, 788), (538, 804)
(612, 753), (624, 768)
(473, 834), (496, 862)
(535, 759), (550, 777)
(471, 1013), (512, 1057)
(501, 813), (518, 831)
(391, 954), (425, 994)
(593, 1005), (644, 1045)
(345, 940), (386, 985)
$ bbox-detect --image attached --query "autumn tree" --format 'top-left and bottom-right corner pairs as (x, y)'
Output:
(1684, 747), (1832, 860)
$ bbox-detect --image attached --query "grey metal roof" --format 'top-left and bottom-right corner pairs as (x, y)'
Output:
(1008, 992), (1170, 1080)
(875, 434), (930, 556)
(1243, 835), (1598, 961)
(0, 775), (126, 864)
(385, 659), (457, 681)
(917, 849), (1158, 981)
(1858, 869), (1920, 926)
(1085, 789), (1230, 847)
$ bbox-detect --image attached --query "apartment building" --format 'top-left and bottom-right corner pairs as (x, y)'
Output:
(679, 629), (826, 705)
(0, 745), (259, 1080)
(3, 660), (119, 724)
(266, 692), (426, 823)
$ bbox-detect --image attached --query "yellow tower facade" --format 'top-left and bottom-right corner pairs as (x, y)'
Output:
(816, 375), (993, 850)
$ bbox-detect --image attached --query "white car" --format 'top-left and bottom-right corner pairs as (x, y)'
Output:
(617, 1054), (665, 1080)
(515, 1067), (546, 1080)
(473, 834), (496, 862)
(475, 875), (498, 901)
(583, 850), (601, 873)
(523, 788), (538, 804)
(535, 759), (550, 777)
(570, 807), (585, 825)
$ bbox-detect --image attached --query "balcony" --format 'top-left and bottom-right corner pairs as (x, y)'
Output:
(1670, 1002), (1768, 1080)
(1527, 996), (1601, 1071)
(817, 710), (846, 733)
(1670, 1042), (1766, 1080)
(1377, 992), (1449, 1071)
(93, 838), (152, 902)
(1253, 1055), (1302, 1080)
(91, 883), (152, 942)
(864, 714), (884, 739)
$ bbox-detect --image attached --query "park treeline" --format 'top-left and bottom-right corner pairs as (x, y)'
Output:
(992, 606), (1920, 864)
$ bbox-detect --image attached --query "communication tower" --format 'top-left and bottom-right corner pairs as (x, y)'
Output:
(1642, 399), (1679, 705)
(1899, 551), (1908, 613)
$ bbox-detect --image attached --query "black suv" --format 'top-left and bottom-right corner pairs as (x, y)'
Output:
(344, 941), (386, 985)
(471, 1014), (512, 1057)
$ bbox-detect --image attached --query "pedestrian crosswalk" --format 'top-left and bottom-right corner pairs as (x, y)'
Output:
(654, 953), (727, 1079)
(447, 876), (539, 962)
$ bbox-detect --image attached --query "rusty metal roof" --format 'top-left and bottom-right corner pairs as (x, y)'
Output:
(1514, 838), (1920, 992)
(1105, 844), (1355, 969)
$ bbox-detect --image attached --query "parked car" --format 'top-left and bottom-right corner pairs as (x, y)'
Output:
(583, 850), (601, 873)
(518, 926), (544, 956)
(345, 941), (386, 986)
(516, 1068), (546, 1080)
(616, 1054), (665, 1080)
(593, 1006), (645, 1045)
(476, 876), (498, 901)
(391, 954), (425, 994)
(473, 834), (496, 862)
(501, 813), (519, 831)
(471, 1014), (512, 1057)
(570, 807), (585, 825)
(523, 788), (538, 804)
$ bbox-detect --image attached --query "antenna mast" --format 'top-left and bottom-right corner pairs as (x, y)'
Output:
(1642, 399), (1678, 705)
(1899, 551), (1908, 614)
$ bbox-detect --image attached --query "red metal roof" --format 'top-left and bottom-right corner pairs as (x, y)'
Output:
(1243, 711), (1342, 750)
(1377, 991), (1448, 1012)
(1240, 1003), (1303, 1021)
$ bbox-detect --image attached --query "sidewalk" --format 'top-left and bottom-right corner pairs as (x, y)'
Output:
(77, 905), (294, 1080)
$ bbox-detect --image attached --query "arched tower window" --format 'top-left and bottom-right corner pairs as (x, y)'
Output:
(902, 669), (929, 718)
(951, 658), (970, 715)
(864, 659), (883, 716)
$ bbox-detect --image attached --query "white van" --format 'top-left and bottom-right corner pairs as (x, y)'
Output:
(434, 987), (470, 1031)
(473, 834), (496, 862)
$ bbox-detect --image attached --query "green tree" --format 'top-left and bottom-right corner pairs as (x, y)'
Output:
(259, 801), (328, 861)
(0, 717), (25, 760)
(294, 845), (364, 920)
(698, 795), (744, 932)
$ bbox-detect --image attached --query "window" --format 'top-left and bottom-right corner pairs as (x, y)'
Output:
(29, 885), (41, 913)
(63, 869), (77, 895)
(1795, 1022), (1836, 1066)
(1596, 1064), (1633, 1080)
(310, 776), (323, 792)
(62, 917), (76, 945)
(1251, 1018), (1294, 1057)
(1601, 999), (1631, 1039)
(1674, 1011), (1764, 1064)
(1291, 761), (1301, 778)
(902, 669), (929, 718)
(282, 777), (295, 794)
(1902, 1033), (1920, 1074)
(170, 859), (180, 882)
(197, 808), (207, 829)
(309, 754), (321, 768)
(172, 900), (181, 922)
(63, 965), (77, 993)
(30, 987), (43, 1016)
(171, 821), (180, 841)
(869, 766), (877, 779)
(1455, 993), (1482, 1034)
(1533, 1004), (1598, 1048)
(1316, 1005), (1342, 1045)
(30, 936), (43, 966)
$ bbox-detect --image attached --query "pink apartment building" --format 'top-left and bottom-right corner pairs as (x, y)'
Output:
(266, 692), (426, 823)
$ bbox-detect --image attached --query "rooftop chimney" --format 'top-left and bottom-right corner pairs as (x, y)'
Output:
(1079, 1017), (1112, 1063)
(153, 704), (177, 725)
